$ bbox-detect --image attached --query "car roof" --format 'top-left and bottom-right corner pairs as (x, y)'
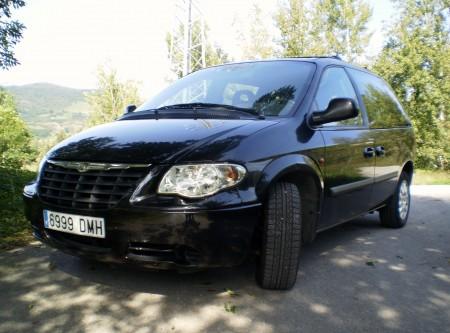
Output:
(207, 57), (373, 75)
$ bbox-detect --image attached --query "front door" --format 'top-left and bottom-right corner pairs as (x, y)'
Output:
(312, 67), (375, 229)
(320, 129), (375, 227)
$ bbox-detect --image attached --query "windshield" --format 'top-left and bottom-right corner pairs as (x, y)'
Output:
(136, 61), (316, 117)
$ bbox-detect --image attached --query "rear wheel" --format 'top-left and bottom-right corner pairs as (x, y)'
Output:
(256, 182), (302, 290)
(379, 173), (411, 228)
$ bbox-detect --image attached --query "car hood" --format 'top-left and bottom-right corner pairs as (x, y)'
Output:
(47, 118), (278, 164)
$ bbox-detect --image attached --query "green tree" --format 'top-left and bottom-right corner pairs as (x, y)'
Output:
(34, 129), (70, 163)
(0, 0), (26, 70)
(275, 0), (321, 56)
(85, 66), (141, 126)
(0, 89), (34, 168)
(237, 3), (274, 60)
(206, 42), (230, 67)
(372, 0), (450, 169)
(316, 0), (372, 62)
(275, 0), (372, 61)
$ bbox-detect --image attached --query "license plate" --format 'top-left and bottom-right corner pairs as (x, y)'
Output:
(43, 210), (105, 239)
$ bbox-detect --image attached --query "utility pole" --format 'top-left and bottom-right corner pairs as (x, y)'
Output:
(169, 0), (206, 78)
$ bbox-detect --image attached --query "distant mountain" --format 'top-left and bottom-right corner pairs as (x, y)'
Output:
(3, 83), (92, 139)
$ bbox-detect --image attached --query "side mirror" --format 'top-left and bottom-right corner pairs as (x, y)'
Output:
(124, 104), (137, 114)
(309, 98), (359, 126)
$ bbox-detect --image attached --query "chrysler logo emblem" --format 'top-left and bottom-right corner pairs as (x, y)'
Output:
(77, 162), (90, 172)
(46, 160), (150, 172)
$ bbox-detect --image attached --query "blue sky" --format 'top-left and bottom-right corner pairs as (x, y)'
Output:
(0, 0), (395, 96)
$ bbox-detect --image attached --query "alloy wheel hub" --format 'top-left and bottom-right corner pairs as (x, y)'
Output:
(398, 180), (409, 220)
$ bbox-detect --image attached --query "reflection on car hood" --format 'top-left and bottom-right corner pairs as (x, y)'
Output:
(47, 118), (277, 164)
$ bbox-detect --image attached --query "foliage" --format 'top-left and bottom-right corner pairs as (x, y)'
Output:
(372, 0), (450, 169)
(0, 0), (26, 70)
(33, 129), (70, 167)
(4, 83), (91, 139)
(316, 0), (372, 62)
(275, 0), (318, 57)
(86, 66), (141, 126)
(205, 42), (230, 68)
(236, 3), (274, 60)
(0, 89), (35, 168)
(0, 167), (35, 249)
(224, 302), (237, 313)
(166, 21), (229, 79)
(275, 0), (372, 61)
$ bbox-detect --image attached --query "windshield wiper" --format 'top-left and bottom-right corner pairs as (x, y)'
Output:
(156, 102), (265, 119)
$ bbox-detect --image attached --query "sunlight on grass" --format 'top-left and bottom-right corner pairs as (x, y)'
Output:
(413, 169), (450, 185)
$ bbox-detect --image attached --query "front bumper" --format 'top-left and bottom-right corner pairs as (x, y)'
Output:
(23, 183), (262, 269)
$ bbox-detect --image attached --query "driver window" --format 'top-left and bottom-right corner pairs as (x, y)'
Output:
(315, 67), (363, 127)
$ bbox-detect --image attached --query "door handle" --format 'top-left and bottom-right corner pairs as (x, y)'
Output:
(363, 147), (375, 158)
(375, 146), (385, 156)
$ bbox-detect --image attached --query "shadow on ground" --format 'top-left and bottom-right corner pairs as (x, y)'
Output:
(0, 186), (449, 333)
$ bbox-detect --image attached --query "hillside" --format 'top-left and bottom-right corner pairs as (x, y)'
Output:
(3, 83), (92, 139)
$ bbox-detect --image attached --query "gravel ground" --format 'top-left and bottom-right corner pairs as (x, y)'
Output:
(0, 185), (449, 333)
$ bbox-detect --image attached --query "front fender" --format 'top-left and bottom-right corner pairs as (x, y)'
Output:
(255, 154), (324, 200)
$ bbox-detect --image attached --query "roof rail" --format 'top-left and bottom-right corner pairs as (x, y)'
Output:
(291, 55), (344, 61)
(330, 55), (343, 60)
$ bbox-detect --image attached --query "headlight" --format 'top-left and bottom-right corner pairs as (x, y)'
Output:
(24, 156), (47, 197)
(158, 164), (246, 198)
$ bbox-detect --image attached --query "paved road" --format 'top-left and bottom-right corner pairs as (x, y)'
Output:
(1, 186), (449, 333)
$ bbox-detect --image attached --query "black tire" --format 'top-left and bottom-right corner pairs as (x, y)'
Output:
(379, 173), (411, 228)
(256, 182), (302, 290)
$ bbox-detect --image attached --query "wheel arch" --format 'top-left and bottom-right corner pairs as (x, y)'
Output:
(256, 154), (324, 243)
(401, 160), (414, 183)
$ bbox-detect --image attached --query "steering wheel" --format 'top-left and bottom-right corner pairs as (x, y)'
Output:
(232, 90), (255, 108)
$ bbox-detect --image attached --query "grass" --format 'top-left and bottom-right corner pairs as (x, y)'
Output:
(413, 169), (450, 185)
(0, 168), (36, 250)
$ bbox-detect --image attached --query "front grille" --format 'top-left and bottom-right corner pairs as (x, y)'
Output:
(39, 162), (149, 209)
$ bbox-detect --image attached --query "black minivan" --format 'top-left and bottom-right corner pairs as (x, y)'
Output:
(23, 57), (415, 290)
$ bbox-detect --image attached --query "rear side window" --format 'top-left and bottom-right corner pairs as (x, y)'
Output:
(347, 68), (410, 128)
(314, 67), (363, 127)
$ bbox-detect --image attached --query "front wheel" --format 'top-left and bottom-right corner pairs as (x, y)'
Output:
(379, 173), (411, 228)
(256, 182), (302, 290)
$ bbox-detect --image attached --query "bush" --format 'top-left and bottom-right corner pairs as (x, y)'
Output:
(0, 167), (36, 249)
(0, 89), (35, 169)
